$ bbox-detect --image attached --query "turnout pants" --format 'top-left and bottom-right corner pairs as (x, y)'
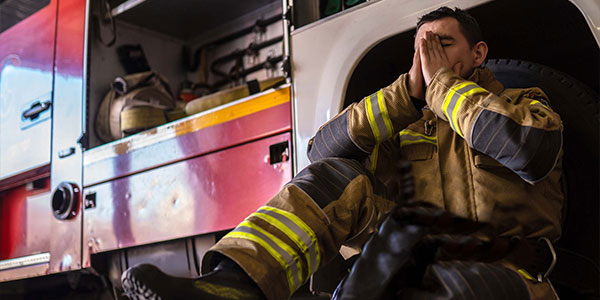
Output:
(202, 158), (557, 300)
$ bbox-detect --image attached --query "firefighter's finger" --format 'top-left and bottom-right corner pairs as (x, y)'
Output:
(419, 38), (429, 62)
(425, 31), (434, 53)
(428, 32), (439, 56)
(408, 45), (425, 100)
(413, 43), (422, 67)
(433, 34), (445, 58)
(419, 37), (427, 56)
(410, 44), (422, 73)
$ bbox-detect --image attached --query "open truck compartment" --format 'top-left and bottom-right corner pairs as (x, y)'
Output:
(82, 0), (293, 277)
(87, 0), (285, 149)
(0, 0), (292, 287)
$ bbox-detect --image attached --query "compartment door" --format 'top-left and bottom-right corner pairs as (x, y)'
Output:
(0, 0), (57, 181)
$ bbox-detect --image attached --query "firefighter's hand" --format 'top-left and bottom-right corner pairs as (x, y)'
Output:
(408, 45), (425, 100)
(419, 32), (462, 86)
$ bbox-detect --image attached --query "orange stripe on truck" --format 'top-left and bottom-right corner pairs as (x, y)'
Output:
(175, 87), (290, 136)
(84, 87), (290, 165)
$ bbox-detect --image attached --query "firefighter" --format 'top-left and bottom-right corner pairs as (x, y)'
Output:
(121, 7), (563, 300)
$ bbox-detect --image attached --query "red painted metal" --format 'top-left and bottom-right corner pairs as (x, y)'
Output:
(54, 0), (86, 76)
(0, 0), (57, 276)
(0, 0), (56, 184)
(48, 0), (86, 275)
(0, 178), (51, 261)
(84, 100), (291, 187)
(0, 1), (56, 71)
(1, 0), (294, 284)
(83, 133), (292, 267)
(0, 0), (86, 282)
(0, 165), (50, 193)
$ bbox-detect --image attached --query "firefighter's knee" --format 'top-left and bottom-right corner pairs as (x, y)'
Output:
(288, 157), (386, 209)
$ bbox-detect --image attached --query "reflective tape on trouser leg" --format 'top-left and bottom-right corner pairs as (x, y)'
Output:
(253, 206), (320, 278)
(226, 220), (302, 293)
(204, 158), (392, 300)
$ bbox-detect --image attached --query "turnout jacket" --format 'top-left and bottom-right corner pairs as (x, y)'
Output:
(307, 66), (564, 240)
(205, 66), (563, 300)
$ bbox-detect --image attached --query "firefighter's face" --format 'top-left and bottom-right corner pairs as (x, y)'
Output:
(415, 17), (487, 78)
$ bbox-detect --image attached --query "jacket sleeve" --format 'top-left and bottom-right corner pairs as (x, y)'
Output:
(425, 67), (563, 184)
(307, 74), (423, 163)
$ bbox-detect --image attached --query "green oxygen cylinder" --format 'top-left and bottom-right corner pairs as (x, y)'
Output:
(344, 0), (366, 8)
(321, 0), (342, 17)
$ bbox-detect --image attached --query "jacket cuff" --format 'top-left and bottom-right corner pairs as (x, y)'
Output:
(424, 67), (459, 121)
(382, 73), (423, 128)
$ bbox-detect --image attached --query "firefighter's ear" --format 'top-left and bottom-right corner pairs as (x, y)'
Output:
(471, 41), (488, 67)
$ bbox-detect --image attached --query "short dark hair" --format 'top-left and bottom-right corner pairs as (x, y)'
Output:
(417, 7), (483, 47)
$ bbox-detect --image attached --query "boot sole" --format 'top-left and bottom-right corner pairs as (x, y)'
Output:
(121, 266), (163, 300)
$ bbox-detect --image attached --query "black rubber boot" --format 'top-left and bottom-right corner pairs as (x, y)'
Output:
(121, 258), (265, 300)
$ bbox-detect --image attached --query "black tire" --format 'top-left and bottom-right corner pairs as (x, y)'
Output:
(485, 59), (599, 296)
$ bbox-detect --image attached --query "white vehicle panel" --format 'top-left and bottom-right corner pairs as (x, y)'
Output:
(291, 0), (492, 171)
(290, 0), (600, 172)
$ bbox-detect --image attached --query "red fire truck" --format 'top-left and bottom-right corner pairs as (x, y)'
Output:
(0, 0), (598, 299)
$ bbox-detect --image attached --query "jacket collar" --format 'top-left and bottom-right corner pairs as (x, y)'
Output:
(468, 66), (505, 95)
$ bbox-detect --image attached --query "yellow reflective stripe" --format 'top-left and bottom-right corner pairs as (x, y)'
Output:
(238, 220), (302, 290)
(239, 221), (302, 281)
(518, 269), (536, 281)
(442, 82), (472, 125)
(451, 87), (487, 137)
(365, 95), (382, 143)
(377, 90), (394, 138)
(224, 231), (296, 293)
(400, 139), (438, 147)
(399, 129), (437, 141)
(258, 207), (321, 270)
(530, 100), (549, 108)
(369, 144), (379, 173)
(252, 212), (314, 277)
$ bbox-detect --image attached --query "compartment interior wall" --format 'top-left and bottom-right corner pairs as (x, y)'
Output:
(87, 21), (186, 149)
(187, 2), (283, 90)
(86, 0), (283, 149)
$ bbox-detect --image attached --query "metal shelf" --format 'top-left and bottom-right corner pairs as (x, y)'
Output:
(106, 0), (280, 40)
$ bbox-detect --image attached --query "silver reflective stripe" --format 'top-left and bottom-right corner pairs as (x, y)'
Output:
(445, 84), (476, 131)
(368, 91), (391, 141)
(233, 225), (300, 290)
(399, 129), (437, 147)
(257, 208), (318, 276)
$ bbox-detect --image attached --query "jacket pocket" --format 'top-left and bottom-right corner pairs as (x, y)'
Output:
(401, 143), (434, 161)
(399, 128), (436, 161)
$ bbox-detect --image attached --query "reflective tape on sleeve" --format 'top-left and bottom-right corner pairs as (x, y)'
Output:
(365, 90), (394, 143)
(442, 82), (487, 137)
(307, 111), (369, 162)
(377, 90), (395, 138)
(471, 109), (562, 183)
